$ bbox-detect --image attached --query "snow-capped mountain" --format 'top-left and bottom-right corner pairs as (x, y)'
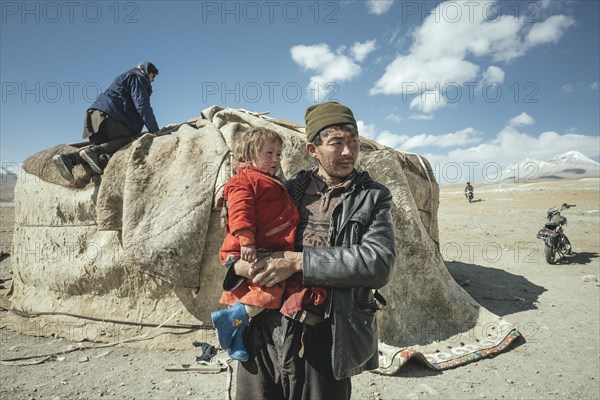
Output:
(499, 151), (600, 182)
(0, 165), (18, 202)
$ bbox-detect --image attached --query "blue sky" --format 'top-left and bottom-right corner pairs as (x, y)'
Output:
(1, 0), (599, 183)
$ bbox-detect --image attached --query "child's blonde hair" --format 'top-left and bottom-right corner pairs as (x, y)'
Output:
(234, 128), (283, 166)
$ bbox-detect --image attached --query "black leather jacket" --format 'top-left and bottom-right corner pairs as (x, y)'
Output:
(286, 169), (396, 379)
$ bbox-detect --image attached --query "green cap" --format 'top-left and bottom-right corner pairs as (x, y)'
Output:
(304, 101), (357, 143)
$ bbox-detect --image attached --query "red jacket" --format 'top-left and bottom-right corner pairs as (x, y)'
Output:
(219, 165), (299, 264)
(218, 165), (326, 311)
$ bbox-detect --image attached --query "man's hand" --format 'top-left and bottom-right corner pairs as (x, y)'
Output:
(252, 251), (302, 287)
(232, 251), (278, 279)
(233, 251), (302, 287)
(233, 251), (302, 286)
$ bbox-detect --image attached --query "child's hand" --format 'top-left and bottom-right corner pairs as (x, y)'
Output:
(241, 244), (257, 263)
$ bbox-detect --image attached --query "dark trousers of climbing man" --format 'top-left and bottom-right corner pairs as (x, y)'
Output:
(62, 109), (135, 164)
(235, 309), (351, 400)
(83, 109), (136, 158)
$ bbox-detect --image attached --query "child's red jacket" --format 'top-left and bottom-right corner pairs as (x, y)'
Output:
(219, 165), (300, 309)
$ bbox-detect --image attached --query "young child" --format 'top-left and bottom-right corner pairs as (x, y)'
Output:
(211, 128), (300, 362)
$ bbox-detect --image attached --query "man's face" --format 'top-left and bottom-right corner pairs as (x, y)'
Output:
(307, 129), (359, 185)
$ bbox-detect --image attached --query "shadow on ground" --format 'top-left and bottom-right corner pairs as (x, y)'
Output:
(554, 251), (599, 265)
(446, 261), (547, 316)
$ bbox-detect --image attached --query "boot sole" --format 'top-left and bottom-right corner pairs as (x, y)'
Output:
(52, 155), (74, 182)
(79, 150), (103, 174)
(229, 349), (249, 362)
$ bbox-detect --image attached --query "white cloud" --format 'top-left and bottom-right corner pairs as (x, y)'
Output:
(291, 41), (374, 100)
(370, 55), (479, 96)
(590, 82), (599, 90)
(508, 112), (535, 127)
(356, 120), (377, 139)
(370, 0), (575, 113)
(367, 0), (394, 15)
(401, 128), (482, 150)
(565, 127), (578, 135)
(358, 125), (481, 151)
(350, 40), (377, 62)
(431, 127), (599, 169)
(423, 127), (598, 183)
(561, 83), (574, 92)
(358, 116), (599, 183)
(409, 114), (434, 120)
(385, 113), (402, 123)
(291, 44), (360, 83)
(409, 90), (448, 113)
(371, 130), (410, 148)
(525, 15), (576, 47)
(481, 66), (505, 85)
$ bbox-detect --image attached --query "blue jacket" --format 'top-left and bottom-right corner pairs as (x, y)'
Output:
(90, 68), (159, 134)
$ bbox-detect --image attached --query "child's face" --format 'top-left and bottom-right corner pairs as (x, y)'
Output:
(253, 140), (282, 175)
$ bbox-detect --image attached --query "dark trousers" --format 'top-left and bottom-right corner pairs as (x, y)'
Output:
(83, 109), (135, 156)
(235, 310), (351, 400)
(64, 110), (135, 164)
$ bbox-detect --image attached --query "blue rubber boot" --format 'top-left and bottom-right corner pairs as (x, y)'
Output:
(228, 324), (249, 362)
(211, 303), (248, 351)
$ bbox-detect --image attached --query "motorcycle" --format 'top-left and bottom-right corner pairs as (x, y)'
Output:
(465, 189), (474, 203)
(536, 203), (575, 264)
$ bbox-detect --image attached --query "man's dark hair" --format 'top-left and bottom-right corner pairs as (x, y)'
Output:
(136, 61), (159, 77)
(147, 62), (159, 75)
(312, 124), (358, 146)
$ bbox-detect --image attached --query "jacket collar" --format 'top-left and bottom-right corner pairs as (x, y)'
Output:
(236, 164), (283, 183)
(129, 68), (153, 94)
(293, 168), (372, 189)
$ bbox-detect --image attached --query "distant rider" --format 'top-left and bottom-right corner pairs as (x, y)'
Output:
(464, 182), (474, 198)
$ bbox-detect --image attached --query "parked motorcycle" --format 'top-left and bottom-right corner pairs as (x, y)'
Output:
(536, 203), (575, 264)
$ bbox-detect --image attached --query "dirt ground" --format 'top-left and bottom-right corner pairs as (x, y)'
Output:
(1, 178), (599, 400)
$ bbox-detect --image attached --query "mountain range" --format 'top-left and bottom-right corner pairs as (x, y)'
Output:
(0, 166), (18, 202)
(498, 151), (600, 183)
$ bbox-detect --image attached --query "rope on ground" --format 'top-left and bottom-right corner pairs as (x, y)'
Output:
(0, 287), (210, 329)
(226, 360), (233, 400)
(0, 306), (209, 330)
(1, 288), (202, 366)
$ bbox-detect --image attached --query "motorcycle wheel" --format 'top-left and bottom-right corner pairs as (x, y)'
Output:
(562, 235), (572, 255)
(544, 243), (555, 264)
